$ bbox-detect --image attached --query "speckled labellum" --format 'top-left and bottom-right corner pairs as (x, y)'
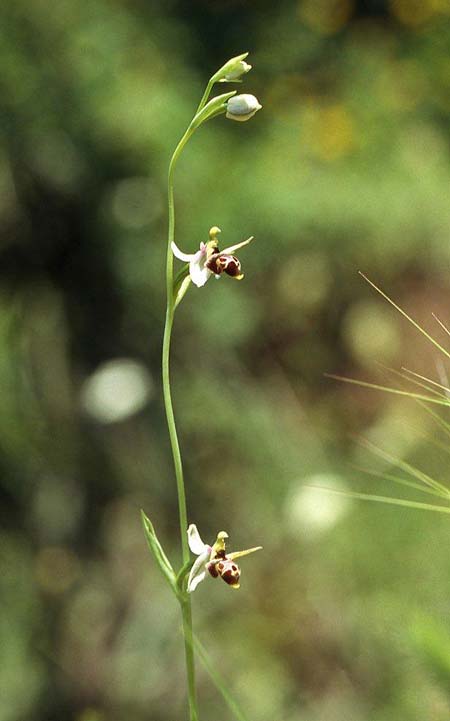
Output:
(206, 252), (244, 280)
(207, 549), (242, 588)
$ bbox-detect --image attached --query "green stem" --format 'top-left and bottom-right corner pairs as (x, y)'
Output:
(195, 78), (215, 115)
(164, 125), (195, 559)
(181, 598), (198, 720)
(162, 124), (199, 721)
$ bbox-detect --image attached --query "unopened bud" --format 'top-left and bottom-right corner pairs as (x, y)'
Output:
(226, 94), (262, 122)
(212, 53), (252, 84)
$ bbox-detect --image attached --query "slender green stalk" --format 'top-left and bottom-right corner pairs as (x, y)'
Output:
(180, 598), (197, 720)
(360, 272), (450, 361)
(163, 129), (195, 559)
(325, 373), (450, 407)
(161, 124), (199, 721)
(314, 486), (450, 514)
(195, 78), (215, 115)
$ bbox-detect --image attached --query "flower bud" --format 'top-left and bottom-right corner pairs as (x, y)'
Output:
(212, 53), (252, 84)
(226, 94), (262, 122)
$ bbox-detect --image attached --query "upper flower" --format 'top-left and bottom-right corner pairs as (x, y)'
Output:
(172, 227), (254, 288)
(226, 94), (262, 122)
(187, 523), (262, 593)
(212, 52), (252, 84)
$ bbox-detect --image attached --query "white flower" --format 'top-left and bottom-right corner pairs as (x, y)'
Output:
(226, 94), (262, 122)
(171, 227), (254, 288)
(186, 523), (262, 593)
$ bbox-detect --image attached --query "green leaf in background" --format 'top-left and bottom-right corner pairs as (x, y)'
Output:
(193, 635), (251, 721)
(411, 613), (450, 692)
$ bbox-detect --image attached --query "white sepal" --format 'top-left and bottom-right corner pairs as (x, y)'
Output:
(171, 241), (195, 262)
(187, 524), (207, 555)
(187, 549), (210, 593)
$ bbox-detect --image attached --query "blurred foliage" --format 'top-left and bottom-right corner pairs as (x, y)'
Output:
(1, 1), (450, 720)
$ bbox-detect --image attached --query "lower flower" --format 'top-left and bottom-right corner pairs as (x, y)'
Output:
(187, 524), (262, 593)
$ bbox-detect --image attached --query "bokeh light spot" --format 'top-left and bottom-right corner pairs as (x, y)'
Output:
(303, 103), (356, 161)
(390, 0), (448, 26)
(343, 299), (401, 368)
(286, 474), (351, 538)
(81, 358), (153, 423)
(277, 252), (332, 311)
(109, 177), (163, 230)
(77, 709), (104, 721)
(299, 0), (354, 35)
(28, 132), (84, 190)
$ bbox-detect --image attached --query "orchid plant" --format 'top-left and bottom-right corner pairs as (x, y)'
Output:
(141, 53), (262, 721)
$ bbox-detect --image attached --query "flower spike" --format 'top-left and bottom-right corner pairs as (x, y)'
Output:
(186, 524), (262, 593)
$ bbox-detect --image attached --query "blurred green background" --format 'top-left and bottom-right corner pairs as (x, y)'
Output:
(2, 1), (450, 719)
